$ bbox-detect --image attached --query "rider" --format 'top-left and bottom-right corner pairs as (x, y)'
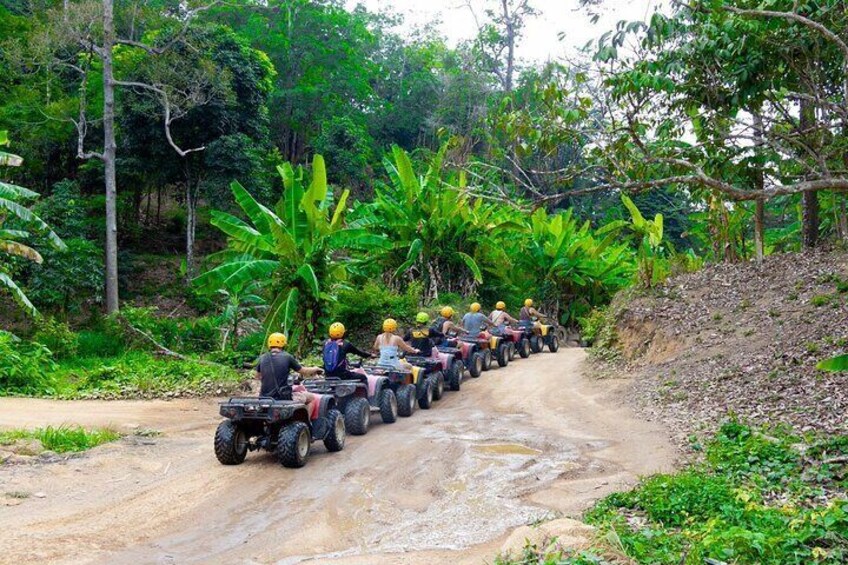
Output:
(432, 306), (468, 338)
(489, 301), (519, 333)
(461, 302), (495, 334)
(373, 318), (419, 369)
(255, 333), (323, 413)
(520, 299), (548, 329)
(403, 312), (444, 357)
(322, 322), (374, 384)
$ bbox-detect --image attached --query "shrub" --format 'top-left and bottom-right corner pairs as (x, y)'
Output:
(332, 282), (421, 345)
(579, 308), (617, 350)
(32, 317), (78, 359)
(26, 238), (103, 314)
(76, 330), (123, 358)
(0, 331), (56, 394)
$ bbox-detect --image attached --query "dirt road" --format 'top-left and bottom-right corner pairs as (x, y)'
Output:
(0, 349), (674, 564)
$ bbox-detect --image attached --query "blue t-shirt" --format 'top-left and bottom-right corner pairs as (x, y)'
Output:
(462, 312), (489, 333)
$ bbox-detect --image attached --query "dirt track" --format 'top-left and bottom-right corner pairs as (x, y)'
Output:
(0, 349), (674, 564)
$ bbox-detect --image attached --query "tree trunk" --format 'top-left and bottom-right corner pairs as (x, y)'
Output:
(185, 178), (198, 282)
(102, 0), (119, 314)
(838, 195), (848, 241)
(799, 98), (820, 249)
(752, 112), (765, 263)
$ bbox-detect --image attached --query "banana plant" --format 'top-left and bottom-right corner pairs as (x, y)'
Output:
(353, 145), (522, 299)
(621, 193), (665, 288)
(518, 208), (635, 323)
(0, 131), (66, 317)
(195, 154), (386, 353)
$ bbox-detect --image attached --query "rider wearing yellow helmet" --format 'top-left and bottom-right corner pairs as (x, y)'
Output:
(519, 299), (548, 329)
(256, 332), (323, 411)
(432, 306), (468, 338)
(373, 318), (419, 368)
(461, 301), (495, 334)
(322, 322), (374, 382)
(489, 301), (519, 331)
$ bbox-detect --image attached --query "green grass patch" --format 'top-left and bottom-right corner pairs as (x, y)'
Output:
(0, 425), (121, 453)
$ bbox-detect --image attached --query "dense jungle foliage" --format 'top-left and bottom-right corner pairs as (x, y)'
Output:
(1, 0), (847, 372)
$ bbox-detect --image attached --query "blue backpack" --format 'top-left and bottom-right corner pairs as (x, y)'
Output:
(323, 339), (345, 373)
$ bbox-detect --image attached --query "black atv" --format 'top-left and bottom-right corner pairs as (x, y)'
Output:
(405, 356), (446, 402)
(214, 395), (345, 468)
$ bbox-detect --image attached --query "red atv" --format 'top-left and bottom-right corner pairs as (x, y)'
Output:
(503, 326), (531, 359)
(440, 337), (484, 379)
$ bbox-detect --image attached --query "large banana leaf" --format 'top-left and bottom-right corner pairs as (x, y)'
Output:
(394, 238), (424, 277)
(0, 240), (43, 263)
(0, 197), (65, 251)
(0, 181), (38, 200)
(296, 263), (320, 298)
(0, 272), (37, 318)
(456, 251), (483, 283)
(194, 257), (278, 293)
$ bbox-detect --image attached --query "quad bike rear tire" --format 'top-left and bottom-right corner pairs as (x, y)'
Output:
(397, 384), (417, 417)
(518, 338), (531, 358)
(418, 378), (434, 410)
(214, 420), (248, 465)
(344, 397), (370, 436)
(482, 349), (493, 371)
(380, 389), (398, 424)
(276, 421), (311, 468)
(449, 360), (463, 391)
(469, 353), (484, 378)
(548, 335), (560, 353)
(507, 343), (516, 361)
(432, 372), (445, 401)
(496, 344), (509, 367)
(323, 409), (346, 452)
(530, 335), (544, 353)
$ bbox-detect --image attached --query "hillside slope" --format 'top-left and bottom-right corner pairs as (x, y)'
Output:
(603, 251), (848, 444)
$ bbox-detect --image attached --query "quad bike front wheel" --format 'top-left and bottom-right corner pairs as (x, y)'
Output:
(214, 420), (248, 465)
(530, 335), (544, 354)
(518, 338), (531, 358)
(344, 397), (371, 436)
(397, 384), (417, 417)
(496, 344), (509, 368)
(380, 389), (398, 424)
(276, 421), (311, 468)
(507, 343), (516, 362)
(432, 371), (445, 401)
(418, 378), (434, 410)
(323, 409), (346, 452)
(548, 335), (560, 353)
(449, 360), (463, 391)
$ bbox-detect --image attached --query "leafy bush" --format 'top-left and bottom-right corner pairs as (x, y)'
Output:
(0, 425), (120, 453)
(26, 238), (103, 314)
(332, 282), (422, 345)
(104, 307), (220, 354)
(579, 308), (617, 349)
(76, 330), (124, 358)
(0, 331), (56, 394)
(584, 422), (848, 564)
(32, 317), (78, 359)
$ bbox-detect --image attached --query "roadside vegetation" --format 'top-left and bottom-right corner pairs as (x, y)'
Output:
(497, 422), (848, 565)
(0, 425), (121, 454)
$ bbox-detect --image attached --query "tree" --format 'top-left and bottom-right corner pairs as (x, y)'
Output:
(0, 130), (65, 317)
(16, 0), (220, 313)
(195, 155), (386, 353)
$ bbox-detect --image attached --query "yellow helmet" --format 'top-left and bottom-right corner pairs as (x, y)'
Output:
(383, 318), (398, 333)
(470, 302), (481, 313)
(524, 299), (534, 307)
(329, 322), (345, 339)
(496, 301), (506, 310)
(440, 306), (454, 319)
(268, 332), (288, 348)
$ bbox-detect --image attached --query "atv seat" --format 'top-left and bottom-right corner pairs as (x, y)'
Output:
(309, 394), (334, 420)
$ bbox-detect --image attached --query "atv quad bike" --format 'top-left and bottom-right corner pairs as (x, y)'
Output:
(502, 326), (529, 360)
(459, 333), (497, 371)
(405, 356), (446, 401)
(303, 377), (375, 436)
(481, 330), (510, 368)
(440, 337), (484, 379)
(215, 395), (345, 468)
(530, 320), (560, 353)
(362, 363), (433, 417)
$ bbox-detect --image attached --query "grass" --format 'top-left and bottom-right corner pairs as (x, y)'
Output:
(0, 425), (121, 453)
(495, 422), (848, 565)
